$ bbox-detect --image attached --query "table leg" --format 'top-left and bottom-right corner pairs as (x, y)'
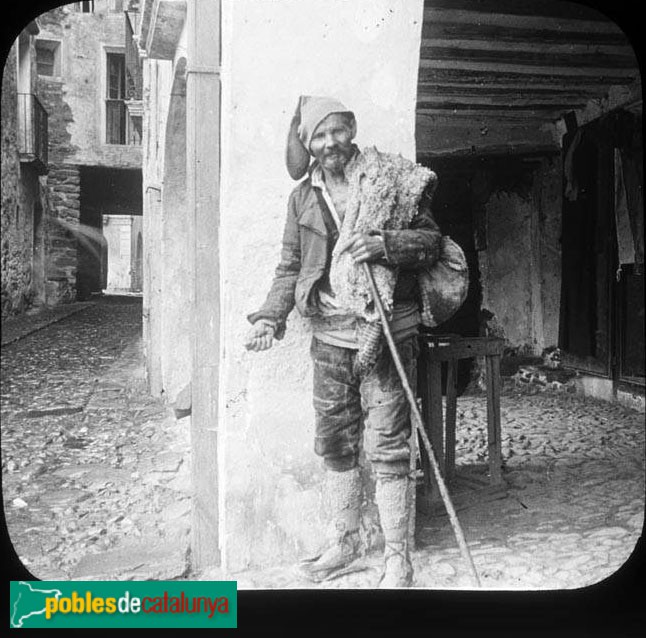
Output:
(417, 354), (444, 506)
(428, 360), (444, 477)
(485, 354), (502, 485)
(416, 351), (433, 508)
(445, 359), (457, 481)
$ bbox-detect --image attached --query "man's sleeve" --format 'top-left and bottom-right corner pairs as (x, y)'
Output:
(246, 191), (302, 339)
(380, 184), (442, 267)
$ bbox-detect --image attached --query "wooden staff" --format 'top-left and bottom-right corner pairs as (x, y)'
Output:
(363, 263), (482, 588)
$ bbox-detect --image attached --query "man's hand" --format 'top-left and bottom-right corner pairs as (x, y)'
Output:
(244, 321), (276, 352)
(336, 233), (385, 263)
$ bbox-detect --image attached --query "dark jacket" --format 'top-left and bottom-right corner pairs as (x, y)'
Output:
(248, 176), (442, 339)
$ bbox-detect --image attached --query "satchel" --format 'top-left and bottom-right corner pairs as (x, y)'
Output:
(418, 235), (469, 328)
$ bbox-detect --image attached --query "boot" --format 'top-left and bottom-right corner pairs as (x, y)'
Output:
(375, 473), (414, 588)
(299, 467), (364, 582)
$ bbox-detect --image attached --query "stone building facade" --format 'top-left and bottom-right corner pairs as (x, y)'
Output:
(1, 20), (49, 317)
(21, 0), (142, 306)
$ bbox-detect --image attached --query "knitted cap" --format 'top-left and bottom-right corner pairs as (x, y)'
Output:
(297, 96), (354, 152)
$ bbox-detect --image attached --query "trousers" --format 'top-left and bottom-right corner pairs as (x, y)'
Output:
(310, 335), (418, 476)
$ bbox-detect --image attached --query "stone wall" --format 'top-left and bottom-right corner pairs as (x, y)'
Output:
(1, 45), (26, 316)
(45, 164), (81, 304)
(1, 44), (48, 317)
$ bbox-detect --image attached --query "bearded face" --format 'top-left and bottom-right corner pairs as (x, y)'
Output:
(309, 113), (356, 175)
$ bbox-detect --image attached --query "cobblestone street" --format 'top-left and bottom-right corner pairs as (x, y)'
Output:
(223, 388), (644, 591)
(2, 296), (191, 580)
(2, 297), (644, 591)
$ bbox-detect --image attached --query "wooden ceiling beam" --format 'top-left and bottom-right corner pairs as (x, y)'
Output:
(416, 107), (567, 120)
(417, 84), (612, 98)
(418, 58), (638, 78)
(423, 0), (610, 22)
(420, 38), (634, 58)
(417, 96), (589, 109)
(422, 21), (629, 46)
(419, 45), (635, 70)
(416, 110), (560, 156)
(417, 103), (584, 114)
(424, 7), (624, 35)
(417, 67), (638, 86)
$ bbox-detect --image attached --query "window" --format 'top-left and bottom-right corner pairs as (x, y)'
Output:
(36, 40), (61, 77)
(106, 52), (126, 144)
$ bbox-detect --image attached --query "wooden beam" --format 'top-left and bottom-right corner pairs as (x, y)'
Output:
(417, 107), (565, 121)
(417, 83), (621, 97)
(419, 45), (635, 70)
(422, 21), (630, 46)
(416, 110), (560, 157)
(424, 0), (610, 22)
(424, 7), (623, 35)
(417, 67), (638, 86)
(418, 58), (638, 78)
(417, 88), (595, 103)
(418, 98), (588, 110)
(485, 354), (502, 485)
(420, 38), (634, 58)
(418, 145), (560, 159)
(418, 113), (561, 126)
(417, 87), (610, 106)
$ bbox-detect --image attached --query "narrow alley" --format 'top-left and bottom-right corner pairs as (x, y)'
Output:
(2, 297), (643, 589)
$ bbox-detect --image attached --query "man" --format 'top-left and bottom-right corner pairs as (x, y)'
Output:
(245, 96), (442, 587)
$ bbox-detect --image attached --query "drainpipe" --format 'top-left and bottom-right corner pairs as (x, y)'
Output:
(186, 0), (221, 570)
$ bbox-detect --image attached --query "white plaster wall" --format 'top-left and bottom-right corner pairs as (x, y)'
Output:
(159, 69), (191, 404)
(142, 58), (174, 396)
(219, 0), (425, 571)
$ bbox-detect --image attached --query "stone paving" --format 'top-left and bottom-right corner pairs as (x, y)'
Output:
(1, 301), (96, 347)
(2, 297), (644, 591)
(1, 296), (190, 580)
(204, 385), (645, 591)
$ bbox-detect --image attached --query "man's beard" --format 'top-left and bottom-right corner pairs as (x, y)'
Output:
(321, 147), (352, 174)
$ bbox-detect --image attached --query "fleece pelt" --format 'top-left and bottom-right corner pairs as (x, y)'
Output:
(329, 146), (435, 322)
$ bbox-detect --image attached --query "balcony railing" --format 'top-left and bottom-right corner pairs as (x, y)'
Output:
(17, 93), (49, 174)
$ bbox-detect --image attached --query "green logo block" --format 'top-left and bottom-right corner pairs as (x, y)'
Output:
(9, 581), (237, 629)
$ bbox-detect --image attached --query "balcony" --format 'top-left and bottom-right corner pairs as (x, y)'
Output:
(18, 93), (49, 174)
